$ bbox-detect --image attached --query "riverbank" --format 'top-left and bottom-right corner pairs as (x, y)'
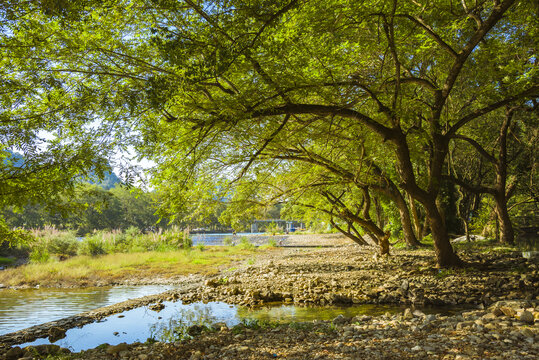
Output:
(0, 234), (538, 358)
(2, 301), (538, 359)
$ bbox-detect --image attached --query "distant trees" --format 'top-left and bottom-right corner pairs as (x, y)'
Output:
(2, 184), (169, 234)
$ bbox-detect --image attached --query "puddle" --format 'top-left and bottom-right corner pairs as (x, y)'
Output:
(0, 285), (174, 335)
(16, 301), (467, 352)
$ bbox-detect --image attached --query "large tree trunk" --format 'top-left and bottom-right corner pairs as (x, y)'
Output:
(408, 194), (424, 241)
(394, 192), (421, 247)
(427, 203), (463, 267)
(494, 192), (514, 245)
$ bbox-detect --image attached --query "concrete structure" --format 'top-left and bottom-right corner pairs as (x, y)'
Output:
(250, 219), (304, 233)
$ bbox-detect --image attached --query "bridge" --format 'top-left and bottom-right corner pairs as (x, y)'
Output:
(250, 219), (305, 233)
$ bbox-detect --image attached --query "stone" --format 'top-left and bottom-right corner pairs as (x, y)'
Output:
(47, 326), (66, 342)
(187, 324), (205, 336)
(401, 279), (409, 291)
(5, 346), (23, 360)
(500, 306), (517, 317)
(403, 308), (414, 320)
(521, 328), (534, 338)
(332, 314), (348, 325)
(190, 350), (203, 360)
(519, 310), (534, 324)
(482, 313), (497, 320)
(211, 322), (227, 331)
(411, 345), (422, 351)
(106, 343), (129, 355)
(149, 302), (165, 312)
(205, 279), (219, 287)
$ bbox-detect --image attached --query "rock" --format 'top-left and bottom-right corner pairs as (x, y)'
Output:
(332, 314), (348, 325)
(412, 309), (425, 318)
(187, 324), (205, 336)
(106, 343), (129, 354)
(149, 303), (165, 312)
(205, 279), (219, 287)
(47, 326), (66, 342)
(211, 322), (227, 331)
(482, 313), (497, 320)
(403, 308), (414, 320)
(23, 344), (63, 356)
(500, 306), (517, 317)
(519, 310), (534, 324)
(521, 328), (534, 338)
(425, 314), (436, 322)
(401, 279), (409, 291)
(5, 346), (23, 360)
(190, 350), (203, 360)
(411, 345), (422, 351)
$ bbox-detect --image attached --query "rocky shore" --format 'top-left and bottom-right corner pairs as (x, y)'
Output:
(3, 300), (538, 359)
(1, 235), (538, 359)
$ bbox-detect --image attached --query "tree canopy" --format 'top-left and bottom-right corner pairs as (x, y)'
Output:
(1, 0), (537, 266)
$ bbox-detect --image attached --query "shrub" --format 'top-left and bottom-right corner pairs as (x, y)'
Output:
(29, 247), (50, 263)
(236, 237), (255, 250)
(196, 243), (205, 251)
(47, 234), (79, 256)
(182, 236), (193, 249)
(78, 235), (107, 256)
(223, 236), (234, 246)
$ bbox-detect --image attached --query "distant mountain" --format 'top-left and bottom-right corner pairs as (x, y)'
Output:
(3, 149), (121, 189)
(92, 170), (121, 190)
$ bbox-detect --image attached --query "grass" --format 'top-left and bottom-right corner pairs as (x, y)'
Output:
(0, 246), (262, 287)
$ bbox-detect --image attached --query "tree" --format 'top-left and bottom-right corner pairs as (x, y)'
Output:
(0, 2), (118, 243)
(449, 105), (538, 244)
(4, 0), (537, 267)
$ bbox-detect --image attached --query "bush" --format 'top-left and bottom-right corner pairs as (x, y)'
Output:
(182, 236), (193, 249)
(47, 235), (79, 256)
(223, 236), (234, 246)
(78, 235), (107, 256)
(236, 237), (255, 250)
(195, 243), (205, 251)
(29, 247), (50, 263)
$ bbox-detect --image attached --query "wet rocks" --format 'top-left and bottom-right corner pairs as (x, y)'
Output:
(149, 301), (165, 312)
(47, 326), (66, 342)
(105, 342), (129, 354)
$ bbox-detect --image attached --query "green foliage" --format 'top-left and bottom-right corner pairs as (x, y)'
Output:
(29, 246), (51, 263)
(0, 257), (15, 265)
(0, 0), (536, 266)
(78, 235), (107, 256)
(195, 243), (205, 251)
(236, 237), (255, 250)
(223, 236), (234, 246)
(265, 222), (283, 235)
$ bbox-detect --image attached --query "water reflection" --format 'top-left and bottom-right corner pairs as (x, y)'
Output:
(17, 301), (414, 352)
(19, 301), (243, 352)
(0, 285), (173, 335)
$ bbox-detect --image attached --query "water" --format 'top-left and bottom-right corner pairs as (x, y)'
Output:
(190, 233), (286, 246)
(0, 285), (173, 335)
(16, 301), (410, 352)
(3, 286), (469, 353)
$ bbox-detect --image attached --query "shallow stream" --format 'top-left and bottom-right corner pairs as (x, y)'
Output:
(17, 300), (410, 352)
(0, 285), (173, 335)
(2, 286), (467, 353)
